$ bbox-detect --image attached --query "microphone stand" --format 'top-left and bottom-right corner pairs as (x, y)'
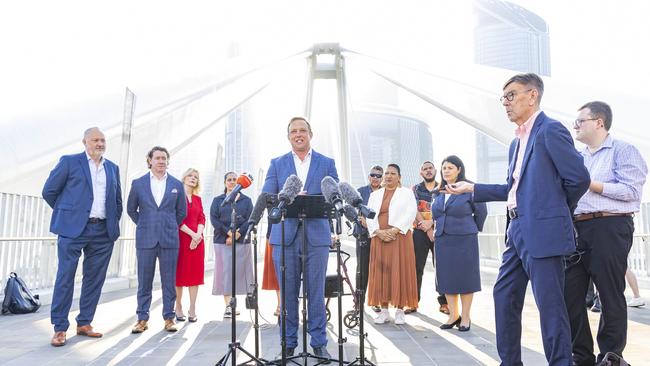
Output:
(215, 200), (266, 366)
(348, 214), (376, 366)
(331, 209), (347, 366)
(249, 226), (262, 361)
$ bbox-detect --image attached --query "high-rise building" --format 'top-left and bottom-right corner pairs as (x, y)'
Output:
(223, 104), (261, 197)
(350, 106), (433, 188)
(473, 0), (551, 210)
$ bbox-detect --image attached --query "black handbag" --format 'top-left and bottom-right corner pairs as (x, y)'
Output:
(1, 272), (41, 315)
(598, 352), (630, 366)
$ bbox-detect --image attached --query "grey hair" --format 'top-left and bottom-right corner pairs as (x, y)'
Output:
(83, 127), (102, 140)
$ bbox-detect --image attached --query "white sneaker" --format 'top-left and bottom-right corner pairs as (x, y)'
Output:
(627, 297), (646, 307)
(374, 309), (391, 324)
(224, 306), (233, 318)
(394, 309), (406, 325)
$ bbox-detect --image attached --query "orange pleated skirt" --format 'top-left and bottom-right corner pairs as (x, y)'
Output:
(261, 239), (279, 290)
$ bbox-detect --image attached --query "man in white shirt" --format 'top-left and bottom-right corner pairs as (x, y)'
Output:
(127, 146), (187, 333)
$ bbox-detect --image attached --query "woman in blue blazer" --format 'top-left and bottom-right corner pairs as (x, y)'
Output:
(432, 155), (487, 331)
(210, 172), (254, 319)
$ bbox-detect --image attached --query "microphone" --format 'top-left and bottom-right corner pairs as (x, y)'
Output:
(244, 192), (270, 241)
(248, 192), (270, 226)
(221, 173), (253, 207)
(339, 181), (376, 219)
(268, 175), (303, 224)
(321, 176), (344, 212)
(342, 204), (359, 223)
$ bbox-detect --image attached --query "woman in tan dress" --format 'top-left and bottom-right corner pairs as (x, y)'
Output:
(366, 164), (418, 325)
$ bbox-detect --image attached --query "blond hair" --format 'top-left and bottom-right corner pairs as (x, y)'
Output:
(182, 168), (201, 195)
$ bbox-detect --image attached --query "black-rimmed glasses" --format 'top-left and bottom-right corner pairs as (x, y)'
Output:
(500, 88), (533, 103)
(573, 118), (599, 128)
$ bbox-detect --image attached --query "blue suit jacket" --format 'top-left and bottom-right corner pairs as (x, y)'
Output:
(42, 152), (123, 241)
(357, 185), (372, 206)
(262, 150), (339, 246)
(126, 173), (187, 249)
(473, 112), (590, 258)
(432, 192), (487, 237)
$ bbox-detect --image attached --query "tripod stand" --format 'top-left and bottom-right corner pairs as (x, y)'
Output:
(269, 195), (345, 366)
(347, 215), (376, 366)
(215, 199), (266, 366)
(330, 210), (350, 366)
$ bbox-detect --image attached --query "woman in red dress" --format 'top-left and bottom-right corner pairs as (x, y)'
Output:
(175, 168), (205, 322)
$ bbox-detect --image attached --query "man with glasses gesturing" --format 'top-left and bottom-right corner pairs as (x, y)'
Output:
(446, 73), (590, 366)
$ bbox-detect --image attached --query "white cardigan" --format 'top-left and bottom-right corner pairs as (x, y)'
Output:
(366, 186), (417, 237)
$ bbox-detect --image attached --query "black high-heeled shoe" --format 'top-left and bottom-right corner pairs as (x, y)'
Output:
(440, 316), (462, 329)
(458, 321), (471, 332)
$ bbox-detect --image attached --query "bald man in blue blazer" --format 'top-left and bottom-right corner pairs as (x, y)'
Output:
(263, 117), (338, 361)
(447, 74), (590, 366)
(43, 127), (122, 347)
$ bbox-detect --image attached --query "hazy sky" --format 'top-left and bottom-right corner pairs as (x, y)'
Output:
(2, 0), (648, 121)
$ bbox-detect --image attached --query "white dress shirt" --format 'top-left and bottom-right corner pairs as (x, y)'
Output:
(86, 152), (107, 219)
(292, 148), (312, 184)
(150, 171), (168, 207)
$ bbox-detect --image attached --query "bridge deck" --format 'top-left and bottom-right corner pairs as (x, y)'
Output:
(2, 244), (648, 366)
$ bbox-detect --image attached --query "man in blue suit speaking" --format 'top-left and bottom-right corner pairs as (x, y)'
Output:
(43, 127), (122, 347)
(447, 73), (590, 366)
(263, 117), (338, 361)
(127, 146), (187, 333)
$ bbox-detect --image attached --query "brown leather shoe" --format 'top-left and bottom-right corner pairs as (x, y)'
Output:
(51, 331), (66, 347)
(132, 320), (148, 334)
(76, 324), (103, 338)
(164, 319), (177, 332)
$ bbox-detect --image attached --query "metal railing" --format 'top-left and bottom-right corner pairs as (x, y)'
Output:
(1, 191), (649, 295)
(0, 192), (217, 295)
(477, 214), (650, 279)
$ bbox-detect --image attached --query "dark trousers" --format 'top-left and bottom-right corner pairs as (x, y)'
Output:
(495, 219), (571, 366)
(272, 238), (329, 349)
(564, 216), (633, 365)
(413, 229), (446, 305)
(136, 244), (179, 321)
(51, 221), (114, 332)
(355, 236), (371, 294)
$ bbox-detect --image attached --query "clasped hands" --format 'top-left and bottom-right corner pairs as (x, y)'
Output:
(225, 229), (241, 246)
(375, 227), (400, 242)
(189, 231), (203, 250)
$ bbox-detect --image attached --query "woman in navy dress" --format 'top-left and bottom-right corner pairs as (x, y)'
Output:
(432, 155), (487, 331)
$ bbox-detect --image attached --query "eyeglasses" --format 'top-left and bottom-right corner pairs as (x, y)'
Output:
(369, 173), (383, 179)
(500, 88), (533, 103)
(573, 118), (599, 128)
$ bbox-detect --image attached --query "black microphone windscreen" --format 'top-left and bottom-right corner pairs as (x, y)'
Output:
(342, 204), (358, 222)
(339, 182), (363, 205)
(320, 176), (341, 204)
(248, 192), (269, 225)
(278, 175), (303, 204)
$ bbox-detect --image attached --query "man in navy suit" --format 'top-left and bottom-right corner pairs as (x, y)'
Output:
(263, 117), (338, 361)
(127, 146), (186, 333)
(43, 127), (122, 347)
(447, 73), (590, 366)
(356, 165), (383, 311)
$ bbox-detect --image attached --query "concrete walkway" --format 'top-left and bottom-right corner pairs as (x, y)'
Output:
(2, 242), (649, 365)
